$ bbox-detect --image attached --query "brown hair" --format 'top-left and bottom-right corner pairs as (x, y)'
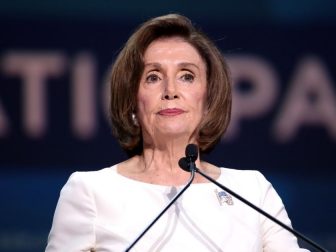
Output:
(109, 14), (232, 156)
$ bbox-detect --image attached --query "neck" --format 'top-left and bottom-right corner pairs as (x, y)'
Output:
(118, 136), (219, 186)
(139, 136), (199, 176)
(143, 144), (194, 170)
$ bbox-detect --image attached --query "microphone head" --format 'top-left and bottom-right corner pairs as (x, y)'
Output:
(186, 144), (198, 162)
(178, 157), (190, 172)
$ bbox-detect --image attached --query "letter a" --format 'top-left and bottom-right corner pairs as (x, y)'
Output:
(274, 56), (336, 142)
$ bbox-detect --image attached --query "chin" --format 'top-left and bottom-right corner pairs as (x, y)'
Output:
(158, 126), (192, 137)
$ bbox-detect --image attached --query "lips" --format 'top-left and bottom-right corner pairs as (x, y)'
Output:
(158, 108), (185, 116)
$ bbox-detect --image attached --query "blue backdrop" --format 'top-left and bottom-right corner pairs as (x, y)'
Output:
(0, 1), (335, 251)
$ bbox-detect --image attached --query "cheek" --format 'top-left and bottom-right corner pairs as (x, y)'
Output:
(136, 93), (156, 120)
(192, 89), (207, 112)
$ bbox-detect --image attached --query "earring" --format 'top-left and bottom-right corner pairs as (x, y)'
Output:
(131, 113), (139, 126)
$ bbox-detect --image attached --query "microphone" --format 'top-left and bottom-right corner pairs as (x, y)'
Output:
(179, 144), (328, 252)
(124, 161), (196, 251)
(179, 143), (198, 173)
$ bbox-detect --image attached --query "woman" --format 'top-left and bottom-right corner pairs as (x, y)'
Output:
(46, 14), (308, 251)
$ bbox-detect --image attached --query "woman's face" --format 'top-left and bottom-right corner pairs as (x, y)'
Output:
(137, 36), (207, 143)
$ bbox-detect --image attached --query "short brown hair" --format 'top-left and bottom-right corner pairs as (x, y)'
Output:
(109, 14), (232, 156)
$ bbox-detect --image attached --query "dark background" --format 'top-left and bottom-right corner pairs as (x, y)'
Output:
(0, 1), (335, 251)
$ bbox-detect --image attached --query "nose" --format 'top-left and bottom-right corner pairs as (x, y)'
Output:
(162, 94), (178, 100)
(161, 78), (179, 100)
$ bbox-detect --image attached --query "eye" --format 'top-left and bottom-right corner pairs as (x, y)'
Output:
(145, 73), (161, 83)
(181, 73), (195, 83)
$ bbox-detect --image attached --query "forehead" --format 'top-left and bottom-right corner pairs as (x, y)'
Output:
(143, 37), (204, 64)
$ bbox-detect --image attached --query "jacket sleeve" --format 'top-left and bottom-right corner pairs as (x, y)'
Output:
(45, 172), (96, 252)
(256, 171), (310, 252)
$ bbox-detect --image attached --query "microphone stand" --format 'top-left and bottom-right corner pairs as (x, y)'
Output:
(193, 166), (328, 252)
(124, 168), (196, 252)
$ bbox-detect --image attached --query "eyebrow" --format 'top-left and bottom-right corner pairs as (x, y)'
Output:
(144, 62), (200, 70)
(144, 62), (162, 69)
(178, 62), (200, 70)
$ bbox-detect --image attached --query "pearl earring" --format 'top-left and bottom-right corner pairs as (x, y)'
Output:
(131, 113), (139, 126)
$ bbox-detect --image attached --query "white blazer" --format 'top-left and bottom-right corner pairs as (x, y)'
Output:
(46, 165), (309, 251)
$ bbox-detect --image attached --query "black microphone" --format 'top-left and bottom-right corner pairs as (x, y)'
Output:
(124, 162), (196, 251)
(179, 143), (198, 173)
(179, 144), (328, 252)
